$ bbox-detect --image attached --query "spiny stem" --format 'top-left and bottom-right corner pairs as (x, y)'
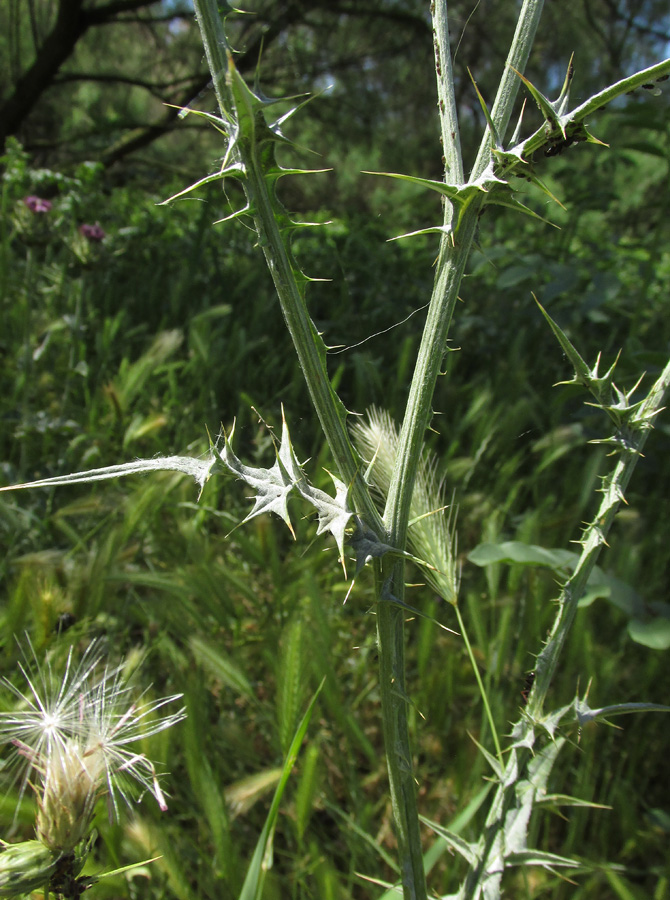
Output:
(378, 3), (547, 896)
(471, 0), (545, 179)
(191, 0), (382, 534)
(432, 0), (464, 183)
(530, 358), (670, 715)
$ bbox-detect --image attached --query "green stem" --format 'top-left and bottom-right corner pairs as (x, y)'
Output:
(454, 605), (503, 766)
(377, 198), (480, 900)
(377, 4), (546, 896)
(375, 568), (425, 899)
(432, 1), (464, 183)
(471, 0), (545, 179)
(192, 1), (235, 119)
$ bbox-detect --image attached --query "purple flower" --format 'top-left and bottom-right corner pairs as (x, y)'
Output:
(79, 223), (106, 242)
(23, 196), (52, 214)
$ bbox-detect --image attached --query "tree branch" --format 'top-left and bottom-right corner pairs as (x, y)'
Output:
(0, 0), (163, 148)
(53, 70), (205, 100)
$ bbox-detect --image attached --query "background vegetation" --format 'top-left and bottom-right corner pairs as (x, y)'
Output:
(1, 1), (669, 897)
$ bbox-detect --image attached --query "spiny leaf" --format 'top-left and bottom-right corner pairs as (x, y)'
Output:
(537, 793), (611, 811)
(566, 56), (670, 124)
(505, 848), (580, 870)
(534, 297), (598, 387)
(296, 471), (354, 573)
(387, 224), (454, 242)
(362, 171), (486, 204)
(503, 741), (565, 857)
(522, 737), (564, 794)
(522, 171), (566, 209)
(491, 144), (530, 169)
(485, 194), (558, 226)
(418, 818), (479, 865)
(539, 701), (576, 738)
(574, 698), (670, 727)
(212, 414), (360, 567)
(0, 456), (216, 497)
(468, 67), (501, 148)
(227, 52), (310, 153)
(509, 716), (536, 751)
(467, 732), (505, 782)
(274, 416), (353, 549)
(213, 202), (253, 225)
(213, 422), (298, 537)
(536, 313), (637, 420)
(580, 126), (608, 149)
(511, 66), (562, 133)
(167, 102), (234, 132)
(555, 53), (575, 116)
(513, 59), (670, 163)
(509, 98), (527, 146)
(269, 90), (327, 138)
(161, 165), (246, 205)
(265, 166), (332, 183)
(217, 0), (249, 17)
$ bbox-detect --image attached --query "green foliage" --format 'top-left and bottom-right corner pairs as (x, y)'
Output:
(2, 4), (670, 900)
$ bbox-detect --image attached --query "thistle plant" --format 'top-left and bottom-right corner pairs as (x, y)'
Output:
(0, 641), (185, 898)
(2, 1), (670, 898)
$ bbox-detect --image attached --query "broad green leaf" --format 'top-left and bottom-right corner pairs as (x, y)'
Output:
(628, 613), (670, 649)
(467, 540), (577, 571)
(467, 542), (648, 621)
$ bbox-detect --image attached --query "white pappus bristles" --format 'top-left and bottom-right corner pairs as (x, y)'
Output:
(0, 640), (186, 855)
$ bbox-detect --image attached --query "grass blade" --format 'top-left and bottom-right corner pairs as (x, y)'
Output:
(238, 679), (324, 900)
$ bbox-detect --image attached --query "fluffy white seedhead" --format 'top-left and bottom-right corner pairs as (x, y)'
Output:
(0, 642), (100, 807)
(0, 640), (185, 853)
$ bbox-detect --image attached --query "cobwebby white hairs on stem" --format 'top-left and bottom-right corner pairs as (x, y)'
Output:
(0, 639), (186, 855)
